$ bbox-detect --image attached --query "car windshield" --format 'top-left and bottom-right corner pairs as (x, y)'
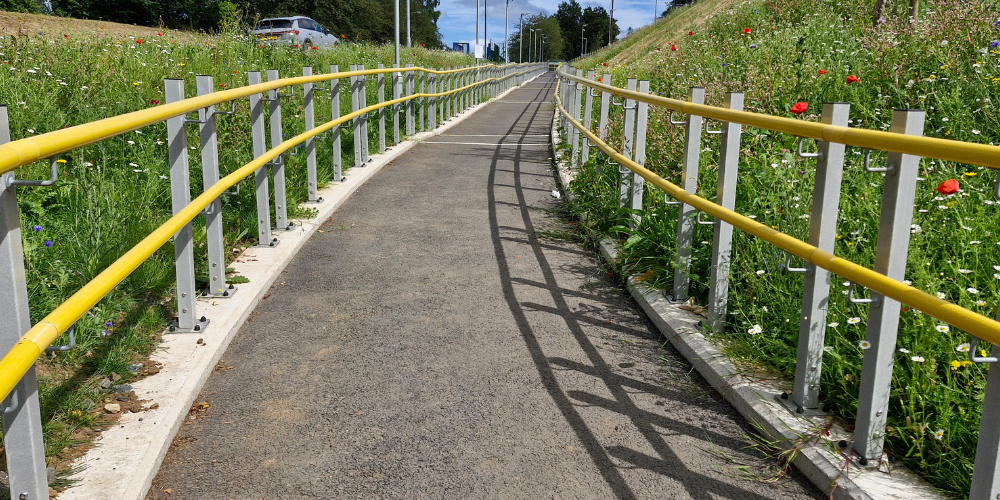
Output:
(254, 20), (293, 30)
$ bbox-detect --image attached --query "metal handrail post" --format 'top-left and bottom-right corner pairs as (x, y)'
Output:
(302, 67), (321, 202)
(419, 72), (425, 132)
(248, 71), (275, 246)
(196, 75), (236, 298)
(165, 79), (196, 331)
(349, 65), (362, 168)
(359, 65), (370, 163)
(706, 92), (745, 332)
(972, 309), (1000, 499)
(619, 79), (638, 210)
(392, 64), (401, 145)
(0, 105), (49, 500)
(581, 70), (595, 165)
(266, 70), (291, 230)
(429, 73), (437, 129)
(329, 64), (344, 182)
(792, 102), (850, 410)
(598, 73), (612, 141)
(630, 80), (651, 227)
(377, 64), (386, 153)
(853, 109), (926, 463)
(672, 87), (706, 302)
(446, 68), (453, 119)
(405, 64), (415, 136)
(571, 68), (584, 168)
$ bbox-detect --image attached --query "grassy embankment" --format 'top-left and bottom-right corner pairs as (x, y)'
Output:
(566, 0), (1000, 496)
(0, 18), (474, 480)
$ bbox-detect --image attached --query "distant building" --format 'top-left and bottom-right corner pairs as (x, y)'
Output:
(452, 42), (470, 53)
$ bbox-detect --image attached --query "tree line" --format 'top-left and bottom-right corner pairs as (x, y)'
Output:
(0, 0), (446, 48)
(507, 0), (620, 63)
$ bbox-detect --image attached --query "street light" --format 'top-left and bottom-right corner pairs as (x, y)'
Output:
(519, 16), (531, 63)
(504, 0), (511, 62)
(540, 35), (547, 63)
(530, 28), (537, 62)
(581, 24), (586, 57)
(609, 0), (614, 45)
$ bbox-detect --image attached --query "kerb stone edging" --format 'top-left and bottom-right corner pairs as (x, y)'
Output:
(57, 74), (542, 500)
(549, 110), (942, 500)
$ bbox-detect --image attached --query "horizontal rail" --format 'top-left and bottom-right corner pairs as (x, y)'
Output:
(0, 64), (514, 178)
(558, 68), (1000, 169)
(0, 64), (542, 403)
(553, 91), (1000, 348)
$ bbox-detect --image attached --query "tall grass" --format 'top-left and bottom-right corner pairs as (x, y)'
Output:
(568, 0), (1000, 496)
(0, 26), (474, 474)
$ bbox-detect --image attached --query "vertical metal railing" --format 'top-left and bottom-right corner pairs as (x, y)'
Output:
(556, 64), (1000, 498)
(0, 62), (546, 498)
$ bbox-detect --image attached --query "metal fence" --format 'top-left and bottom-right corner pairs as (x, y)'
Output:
(554, 64), (1000, 499)
(0, 61), (546, 500)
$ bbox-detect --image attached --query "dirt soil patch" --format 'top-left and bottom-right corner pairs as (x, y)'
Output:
(0, 11), (208, 44)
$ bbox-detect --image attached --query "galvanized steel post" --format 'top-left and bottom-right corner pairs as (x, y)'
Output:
(359, 65), (370, 163)
(350, 65), (362, 168)
(972, 311), (1000, 500)
(598, 73), (612, 141)
(630, 80), (651, 224)
(429, 73), (437, 129)
(406, 63), (415, 136)
(165, 79), (208, 333)
(672, 87), (706, 302)
(247, 71), (275, 246)
(392, 64), (401, 145)
(581, 70), (595, 165)
(853, 109), (926, 462)
(330, 64), (344, 182)
(619, 78), (638, 210)
(377, 64), (386, 153)
(792, 102), (850, 410)
(266, 69), (291, 230)
(302, 67), (320, 202)
(706, 92), (745, 332)
(195, 75), (235, 298)
(419, 72), (426, 132)
(0, 105), (50, 500)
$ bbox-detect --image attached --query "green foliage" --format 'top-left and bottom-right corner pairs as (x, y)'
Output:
(508, 13), (564, 63)
(0, 0), (38, 12)
(569, 0), (1000, 497)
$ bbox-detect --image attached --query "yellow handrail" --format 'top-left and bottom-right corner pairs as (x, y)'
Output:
(0, 64), (543, 402)
(558, 68), (1000, 169)
(552, 87), (1000, 348)
(0, 64), (513, 178)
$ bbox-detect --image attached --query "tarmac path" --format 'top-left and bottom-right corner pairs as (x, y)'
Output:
(146, 73), (823, 500)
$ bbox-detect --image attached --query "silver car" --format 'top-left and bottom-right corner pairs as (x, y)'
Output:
(252, 17), (340, 48)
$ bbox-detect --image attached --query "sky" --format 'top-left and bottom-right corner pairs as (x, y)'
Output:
(434, 0), (666, 52)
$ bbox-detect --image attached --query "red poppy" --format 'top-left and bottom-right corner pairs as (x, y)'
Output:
(743, 28), (751, 34)
(312, 46), (318, 50)
(936, 179), (959, 195)
(846, 75), (859, 84)
(341, 34), (346, 39)
(218, 83), (225, 88)
(157, 32), (162, 36)
(687, 31), (694, 35)
(602, 62), (608, 66)
(670, 44), (677, 51)
(150, 99), (159, 105)
(790, 102), (808, 115)
(294, 44), (300, 48)
(818, 69), (827, 74)
(136, 38), (143, 44)
(63, 34), (68, 39)
(596, 78), (602, 82)
(259, 44), (264, 48)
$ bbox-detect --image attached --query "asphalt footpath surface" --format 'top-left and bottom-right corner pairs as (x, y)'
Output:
(146, 73), (824, 500)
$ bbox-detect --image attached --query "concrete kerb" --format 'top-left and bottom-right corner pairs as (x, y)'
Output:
(58, 72), (544, 500)
(548, 111), (942, 500)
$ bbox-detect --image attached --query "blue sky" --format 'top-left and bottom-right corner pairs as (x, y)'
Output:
(434, 0), (666, 51)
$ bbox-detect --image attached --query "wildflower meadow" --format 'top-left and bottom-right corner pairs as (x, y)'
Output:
(570, 0), (1000, 496)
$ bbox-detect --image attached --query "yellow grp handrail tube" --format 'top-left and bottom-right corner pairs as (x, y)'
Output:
(0, 64), (542, 402)
(0, 63), (534, 177)
(552, 91), (1000, 348)
(557, 68), (1000, 170)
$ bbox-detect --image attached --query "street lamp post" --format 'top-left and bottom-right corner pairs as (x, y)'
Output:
(581, 24), (586, 57)
(541, 35), (547, 63)
(406, 0), (411, 47)
(476, 0), (480, 60)
(394, 0), (400, 67)
(530, 28), (537, 62)
(609, 0), (614, 45)
(504, 0), (510, 62)
(520, 17), (530, 63)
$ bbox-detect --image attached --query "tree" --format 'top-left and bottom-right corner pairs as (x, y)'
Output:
(507, 14), (562, 63)
(554, 0), (582, 60)
(581, 6), (617, 54)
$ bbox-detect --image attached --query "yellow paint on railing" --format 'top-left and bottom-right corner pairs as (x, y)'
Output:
(553, 89), (1000, 348)
(0, 64), (543, 402)
(0, 64), (523, 177)
(557, 68), (1000, 169)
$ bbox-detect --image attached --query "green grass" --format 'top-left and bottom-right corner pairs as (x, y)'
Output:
(565, 0), (1000, 497)
(0, 24), (475, 477)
